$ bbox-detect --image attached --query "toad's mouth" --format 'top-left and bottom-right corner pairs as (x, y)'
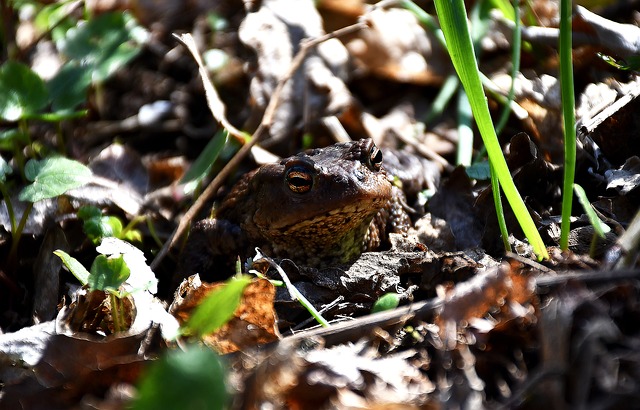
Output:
(260, 197), (388, 236)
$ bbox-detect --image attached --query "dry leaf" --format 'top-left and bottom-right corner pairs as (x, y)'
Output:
(172, 277), (279, 354)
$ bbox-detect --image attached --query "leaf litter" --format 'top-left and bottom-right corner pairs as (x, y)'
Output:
(1, 0), (640, 408)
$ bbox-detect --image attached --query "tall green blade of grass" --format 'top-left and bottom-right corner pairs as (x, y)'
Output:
(492, 0), (521, 253)
(559, 0), (576, 250)
(432, 0), (548, 259)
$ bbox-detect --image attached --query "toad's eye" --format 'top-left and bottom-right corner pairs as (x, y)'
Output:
(285, 167), (313, 193)
(368, 144), (383, 171)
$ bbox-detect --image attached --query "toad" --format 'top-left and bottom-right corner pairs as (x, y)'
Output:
(181, 138), (437, 279)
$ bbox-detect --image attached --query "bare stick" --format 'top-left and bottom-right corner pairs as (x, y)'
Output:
(173, 33), (248, 142)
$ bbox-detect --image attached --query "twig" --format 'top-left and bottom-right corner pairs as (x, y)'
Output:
(534, 267), (640, 288)
(505, 252), (555, 274)
(173, 33), (248, 143)
(498, 366), (566, 409)
(284, 296), (443, 348)
(492, 7), (640, 56)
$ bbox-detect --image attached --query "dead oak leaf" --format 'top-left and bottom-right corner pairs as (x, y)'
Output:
(171, 276), (279, 354)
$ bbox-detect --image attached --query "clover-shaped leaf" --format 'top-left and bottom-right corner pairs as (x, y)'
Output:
(19, 157), (92, 203)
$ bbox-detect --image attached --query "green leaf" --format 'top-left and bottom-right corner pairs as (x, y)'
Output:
(488, 0), (516, 20)
(79, 205), (124, 244)
(34, 1), (76, 34)
(123, 229), (142, 243)
(58, 12), (146, 83)
(60, 13), (128, 61)
(93, 45), (140, 83)
(558, 0), (576, 251)
(371, 293), (400, 313)
(77, 204), (102, 220)
(598, 53), (640, 71)
(132, 346), (228, 410)
(47, 64), (92, 112)
(183, 275), (252, 337)
(574, 184), (611, 238)
(0, 61), (49, 121)
(0, 155), (12, 183)
(54, 249), (90, 286)
(105, 216), (123, 238)
(96, 237), (158, 294)
(19, 157), (92, 202)
(89, 254), (131, 292)
(181, 129), (228, 195)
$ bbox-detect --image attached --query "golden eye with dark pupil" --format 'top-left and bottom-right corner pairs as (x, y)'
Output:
(369, 145), (383, 170)
(286, 168), (313, 193)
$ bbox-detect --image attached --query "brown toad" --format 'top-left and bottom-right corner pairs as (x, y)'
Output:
(181, 138), (436, 279)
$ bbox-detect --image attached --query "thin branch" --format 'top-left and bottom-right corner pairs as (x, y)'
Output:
(173, 33), (248, 142)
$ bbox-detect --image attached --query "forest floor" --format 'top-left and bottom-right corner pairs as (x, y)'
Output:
(1, 0), (640, 408)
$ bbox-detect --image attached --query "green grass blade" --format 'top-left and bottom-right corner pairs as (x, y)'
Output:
(491, 163), (512, 252)
(573, 184), (610, 238)
(433, 0), (548, 259)
(559, 0), (576, 250)
(494, 0), (521, 136)
(425, 74), (459, 124)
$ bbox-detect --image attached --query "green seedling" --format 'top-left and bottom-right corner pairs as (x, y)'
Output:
(0, 10), (146, 272)
(55, 250), (131, 333)
(54, 237), (158, 333)
(599, 53), (640, 71)
(574, 184), (611, 258)
(78, 205), (143, 245)
(2, 157), (91, 267)
(372, 293), (401, 313)
(559, 0), (576, 251)
(0, 9), (145, 153)
(250, 253), (330, 328)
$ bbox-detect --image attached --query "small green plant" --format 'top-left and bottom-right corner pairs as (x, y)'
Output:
(78, 205), (143, 245)
(3, 156), (92, 266)
(54, 237), (158, 333)
(573, 184), (611, 258)
(371, 293), (401, 313)
(599, 53), (640, 71)
(55, 249), (131, 333)
(0, 11), (146, 143)
(250, 253), (330, 327)
(558, 0), (576, 251)
(0, 9), (147, 274)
